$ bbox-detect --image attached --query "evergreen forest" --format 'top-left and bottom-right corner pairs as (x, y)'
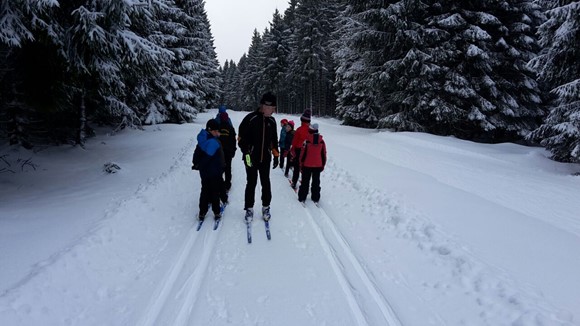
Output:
(1, 0), (579, 163)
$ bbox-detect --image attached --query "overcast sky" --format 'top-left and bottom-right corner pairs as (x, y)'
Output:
(205, 0), (290, 66)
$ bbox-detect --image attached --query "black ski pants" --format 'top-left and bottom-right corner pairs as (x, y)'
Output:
(244, 160), (271, 209)
(224, 154), (233, 190)
(199, 175), (223, 217)
(298, 167), (322, 202)
(291, 148), (302, 187)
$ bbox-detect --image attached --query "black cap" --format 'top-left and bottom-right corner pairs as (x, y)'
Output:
(260, 92), (277, 106)
(206, 119), (219, 131)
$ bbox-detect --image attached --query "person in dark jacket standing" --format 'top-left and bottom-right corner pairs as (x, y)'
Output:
(193, 119), (226, 222)
(216, 109), (236, 192)
(238, 92), (280, 222)
(283, 120), (295, 178)
(298, 123), (327, 204)
(278, 119), (288, 169)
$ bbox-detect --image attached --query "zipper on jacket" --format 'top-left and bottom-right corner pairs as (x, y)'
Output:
(261, 117), (265, 162)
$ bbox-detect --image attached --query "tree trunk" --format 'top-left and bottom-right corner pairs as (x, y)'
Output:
(77, 93), (86, 147)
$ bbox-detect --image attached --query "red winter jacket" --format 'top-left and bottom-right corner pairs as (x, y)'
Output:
(290, 121), (310, 156)
(300, 132), (327, 168)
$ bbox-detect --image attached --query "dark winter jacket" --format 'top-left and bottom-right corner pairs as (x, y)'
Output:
(238, 109), (279, 164)
(300, 131), (327, 169)
(195, 129), (225, 179)
(284, 130), (295, 155)
(216, 117), (237, 159)
(279, 126), (287, 150)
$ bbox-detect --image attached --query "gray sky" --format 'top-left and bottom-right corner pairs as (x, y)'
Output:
(205, 0), (290, 66)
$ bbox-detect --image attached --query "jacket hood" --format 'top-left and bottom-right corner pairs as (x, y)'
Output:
(197, 129), (219, 156)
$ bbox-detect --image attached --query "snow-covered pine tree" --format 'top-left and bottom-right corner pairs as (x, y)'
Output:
(240, 30), (265, 109)
(64, 0), (130, 143)
(219, 60), (239, 109)
(257, 9), (290, 110)
(412, 0), (544, 141)
(361, 0), (543, 141)
(231, 55), (248, 110)
(119, 0), (174, 128)
(279, 0), (300, 114)
(145, 0), (208, 124)
(0, 0), (61, 147)
(185, 0), (222, 112)
(286, 0), (338, 117)
(528, 1), (580, 162)
(335, 0), (412, 128)
(0, 0), (58, 47)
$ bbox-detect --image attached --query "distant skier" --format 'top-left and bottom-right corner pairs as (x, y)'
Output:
(283, 120), (295, 178)
(278, 119), (289, 169)
(298, 123), (327, 204)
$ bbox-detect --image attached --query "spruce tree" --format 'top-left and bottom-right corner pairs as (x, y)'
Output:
(240, 30), (264, 109)
(528, 1), (580, 162)
(360, 0), (544, 142)
(258, 10), (290, 109)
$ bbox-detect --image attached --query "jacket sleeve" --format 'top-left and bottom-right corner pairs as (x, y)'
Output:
(271, 119), (279, 157)
(237, 116), (249, 154)
(321, 140), (327, 168)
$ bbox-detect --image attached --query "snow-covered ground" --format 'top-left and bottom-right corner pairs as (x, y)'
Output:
(1, 109), (579, 326)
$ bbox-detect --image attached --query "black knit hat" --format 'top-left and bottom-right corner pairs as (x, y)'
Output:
(300, 108), (312, 122)
(206, 119), (219, 131)
(260, 92), (277, 106)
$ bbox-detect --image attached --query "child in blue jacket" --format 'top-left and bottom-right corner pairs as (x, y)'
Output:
(192, 119), (226, 221)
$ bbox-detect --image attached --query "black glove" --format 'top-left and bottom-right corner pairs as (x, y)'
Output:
(272, 156), (279, 169)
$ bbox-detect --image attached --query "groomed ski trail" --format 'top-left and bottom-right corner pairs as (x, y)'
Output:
(282, 171), (402, 326)
(139, 223), (220, 326)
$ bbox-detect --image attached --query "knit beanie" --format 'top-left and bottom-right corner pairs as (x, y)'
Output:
(288, 120), (295, 128)
(300, 109), (312, 122)
(309, 123), (319, 132)
(260, 92), (277, 106)
(219, 105), (227, 113)
(206, 119), (219, 131)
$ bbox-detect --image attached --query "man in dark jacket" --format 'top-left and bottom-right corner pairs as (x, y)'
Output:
(238, 92), (279, 222)
(193, 119), (226, 222)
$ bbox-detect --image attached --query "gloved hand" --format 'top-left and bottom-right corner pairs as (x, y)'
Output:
(244, 153), (252, 168)
(272, 156), (279, 169)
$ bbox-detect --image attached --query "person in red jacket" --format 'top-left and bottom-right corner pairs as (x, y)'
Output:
(288, 109), (311, 189)
(298, 123), (327, 203)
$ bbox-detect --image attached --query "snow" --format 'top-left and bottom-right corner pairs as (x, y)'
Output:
(1, 109), (580, 326)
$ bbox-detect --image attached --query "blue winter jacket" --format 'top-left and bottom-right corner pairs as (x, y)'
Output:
(196, 129), (224, 180)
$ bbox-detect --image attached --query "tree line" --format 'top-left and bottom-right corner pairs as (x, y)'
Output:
(220, 0), (579, 163)
(0, 0), (221, 148)
(1, 0), (579, 163)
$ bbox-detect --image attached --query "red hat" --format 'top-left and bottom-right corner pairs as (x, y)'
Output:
(281, 119), (288, 125)
(287, 120), (295, 128)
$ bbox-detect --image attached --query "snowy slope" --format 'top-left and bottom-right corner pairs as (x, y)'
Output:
(1, 110), (579, 326)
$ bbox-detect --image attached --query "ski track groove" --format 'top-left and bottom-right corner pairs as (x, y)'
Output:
(138, 135), (221, 326)
(139, 223), (220, 326)
(283, 173), (402, 326)
(308, 204), (402, 326)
